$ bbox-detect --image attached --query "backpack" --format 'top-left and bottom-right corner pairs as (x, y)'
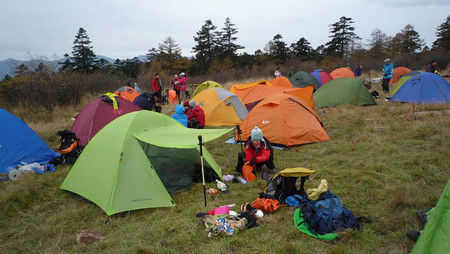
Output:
(264, 173), (308, 203)
(51, 130), (82, 165)
(301, 190), (361, 235)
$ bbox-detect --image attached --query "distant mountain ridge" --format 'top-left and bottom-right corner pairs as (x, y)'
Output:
(0, 55), (148, 79)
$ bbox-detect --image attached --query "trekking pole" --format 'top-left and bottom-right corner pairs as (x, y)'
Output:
(198, 135), (207, 207)
(236, 125), (244, 154)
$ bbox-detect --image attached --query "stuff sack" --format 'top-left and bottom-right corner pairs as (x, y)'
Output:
(301, 190), (359, 235)
(242, 163), (256, 182)
(52, 130), (82, 165)
(251, 197), (280, 213)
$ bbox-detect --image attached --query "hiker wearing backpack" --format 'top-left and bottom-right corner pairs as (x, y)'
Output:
(245, 126), (276, 180)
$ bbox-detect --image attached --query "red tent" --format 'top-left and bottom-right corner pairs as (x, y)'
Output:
(71, 96), (141, 146)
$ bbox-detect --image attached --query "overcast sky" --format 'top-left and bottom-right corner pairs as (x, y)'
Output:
(1, 0), (449, 61)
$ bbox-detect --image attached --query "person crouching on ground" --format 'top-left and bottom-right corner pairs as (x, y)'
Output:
(245, 126), (276, 180)
(133, 92), (162, 112)
(171, 104), (188, 127)
(186, 100), (205, 129)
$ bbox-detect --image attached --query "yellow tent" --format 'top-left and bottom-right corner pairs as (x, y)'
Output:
(192, 88), (248, 126)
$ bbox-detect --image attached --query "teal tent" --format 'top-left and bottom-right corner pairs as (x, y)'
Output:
(313, 78), (377, 107)
(60, 111), (231, 215)
(289, 71), (320, 89)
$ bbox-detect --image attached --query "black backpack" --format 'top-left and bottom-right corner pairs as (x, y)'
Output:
(264, 173), (308, 203)
(52, 130), (82, 165)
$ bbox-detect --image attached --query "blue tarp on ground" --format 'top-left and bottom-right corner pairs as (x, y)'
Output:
(0, 109), (58, 173)
(391, 73), (450, 104)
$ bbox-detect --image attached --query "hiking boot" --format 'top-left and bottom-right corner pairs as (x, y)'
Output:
(405, 230), (420, 242)
(417, 210), (428, 226)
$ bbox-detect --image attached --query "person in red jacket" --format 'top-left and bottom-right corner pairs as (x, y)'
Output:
(245, 126), (276, 180)
(186, 100), (205, 129)
(152, 73), (163, 98)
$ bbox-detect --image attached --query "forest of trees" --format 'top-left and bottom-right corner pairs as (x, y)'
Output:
(1, 16), (449, 111)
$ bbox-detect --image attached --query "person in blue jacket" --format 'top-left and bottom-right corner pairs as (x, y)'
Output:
(354, 64), (362, 77)
(171, 104), (188, 127)
(382, 58), (393, 93)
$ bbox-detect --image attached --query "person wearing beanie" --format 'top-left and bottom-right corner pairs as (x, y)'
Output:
(382, 58), (393, 93)
(186, 100), (205, 129)
(244, 126), (276, 180)
(183, 101), (191, 114)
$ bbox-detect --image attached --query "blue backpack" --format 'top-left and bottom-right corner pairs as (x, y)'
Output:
(301, 190), (362, 235)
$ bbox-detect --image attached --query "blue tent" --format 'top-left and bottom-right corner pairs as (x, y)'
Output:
(0, 109), (58, 173)
(391, 73), (450, 104)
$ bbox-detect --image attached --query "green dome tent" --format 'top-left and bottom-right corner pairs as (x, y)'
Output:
(60, 111), (231, 216)
(412, 180), (450, 253)
(289, 71), (320, 89)
(313, 78), (377, 107)
(192, 81), (223, 98)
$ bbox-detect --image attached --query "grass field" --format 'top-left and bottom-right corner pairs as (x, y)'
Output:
(1, 82), (449, 253)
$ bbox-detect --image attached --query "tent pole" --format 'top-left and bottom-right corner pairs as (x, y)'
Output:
(198, 135), (207, 207)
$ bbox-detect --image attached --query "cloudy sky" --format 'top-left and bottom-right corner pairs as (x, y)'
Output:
(1, 0), (449, 61)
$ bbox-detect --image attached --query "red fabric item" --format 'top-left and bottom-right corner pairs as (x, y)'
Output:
(179, 77), (188, 91)
(245, 139), (271, 164)
(187, 105), (205, 127)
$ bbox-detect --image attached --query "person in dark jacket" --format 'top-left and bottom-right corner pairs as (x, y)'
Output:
(354, 64), (362, 77)
(186, 100), (205, 128)
(426, 60), (437, 74)
(245, 126), (276, 180)
(133, 92), (162, 112)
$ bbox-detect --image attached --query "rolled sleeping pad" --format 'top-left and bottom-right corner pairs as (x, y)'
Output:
(6, 167), (21, 181)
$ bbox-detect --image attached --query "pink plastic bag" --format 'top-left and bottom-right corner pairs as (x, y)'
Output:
(207, 206), (230, 216)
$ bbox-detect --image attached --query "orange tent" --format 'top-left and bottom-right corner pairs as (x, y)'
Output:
(114, 86), (140, 102)
(233, 85), (314, 111)
(390, 67), (411, 85)
(229, 80), (272, 94)
(270, 77), (293, 88)
(236, 93), (329, 147)
(330, 68), (355, 79)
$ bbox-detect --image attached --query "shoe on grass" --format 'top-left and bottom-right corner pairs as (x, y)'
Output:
(406, 230), (420, 242)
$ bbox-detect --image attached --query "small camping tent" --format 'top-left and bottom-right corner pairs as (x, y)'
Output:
(411, 180), (450, 253)
(60, 111), (231, 216)
(289, 71), (320, 89)
(391, 73), (450, 104)
(229, 80), (272, 94)
(389, 71), (422, 96)
(232, 85), (314, 111)
(389, 67), (411, 85)
(270, 77), (293, 88)
(330, 68), (355, 79)
(192, 88), (248, 126)
(310, 69), (333, 86)
(236, 93), (329, 147)
(313, 78), (377, 107)
(114, 86), (141, 102)
(0, 109), (59, 173)
(192, 81), (223, 98)
(71, 95), (141, 146)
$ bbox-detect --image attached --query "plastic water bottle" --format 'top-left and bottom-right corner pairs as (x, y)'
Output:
(236, 176), (248, 185)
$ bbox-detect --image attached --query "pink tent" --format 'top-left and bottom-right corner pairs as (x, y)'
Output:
(71, 96), (141, 146)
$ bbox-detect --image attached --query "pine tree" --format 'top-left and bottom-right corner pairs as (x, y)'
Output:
(150, 36), (183, 74)
(290, 37), (313, 60)
(70, 27), (97, 73)
(388, 24), (424, 54)
(432, 16), (450, 50)
(326, 16), (360, 60)
(192, 19), (218, 74)
(217, 17), (244, 60)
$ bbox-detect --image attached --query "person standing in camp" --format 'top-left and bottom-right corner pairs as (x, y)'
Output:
(426, 60), (437, 74)
(354, 64), (362, 77)
(287, 67), (295, 79)
(152, 73), (163, 98)
(179, 72), (188, 101)
(186, 100), (205, 129)
(171, 74), (181, 104)
(245, 126), (276, 180)
(171, 104), (188, 127)
(133, 92), (162, 113)
(274, 68), (282, 78)
(382, 58), (393, 93)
